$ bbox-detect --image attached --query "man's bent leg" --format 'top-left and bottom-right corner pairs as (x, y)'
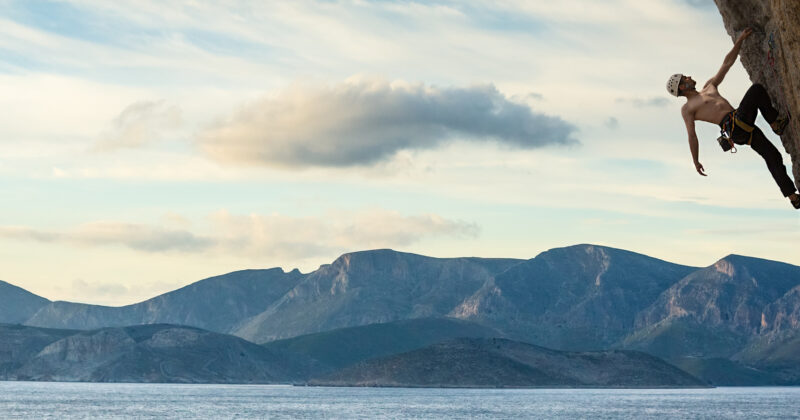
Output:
(737, 84), (779, 125)
(749, 127), (797, 197)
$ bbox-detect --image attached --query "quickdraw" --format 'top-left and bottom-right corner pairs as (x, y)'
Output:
(718, 110), (755, 153)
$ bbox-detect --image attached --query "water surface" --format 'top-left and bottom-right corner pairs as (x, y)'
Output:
(1, 382), (798, 419)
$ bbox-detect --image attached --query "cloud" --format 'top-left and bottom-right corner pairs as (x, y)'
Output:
(70, 278), (130, 298)
(605, 117), (619, 129)
(96, 100), (182, 151)
(199, 78), (578, 168)
(615, 97), (670, 108)
(0, 223), (213, 253)
(0, 209), (479, 260)
(208, 209), (479, 260)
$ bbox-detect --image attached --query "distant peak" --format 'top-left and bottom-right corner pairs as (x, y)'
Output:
(542, 243), (621, 255)
(336, 249), (400, 259)
(715, 254), (782, 266)
(330, 249), (414, 266)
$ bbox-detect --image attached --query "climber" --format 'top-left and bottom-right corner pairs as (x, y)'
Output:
(666, 27), (799, 209)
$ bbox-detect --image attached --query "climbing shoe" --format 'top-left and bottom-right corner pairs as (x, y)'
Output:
(791, 194), (800, 210)
(771, 115), (790, 135)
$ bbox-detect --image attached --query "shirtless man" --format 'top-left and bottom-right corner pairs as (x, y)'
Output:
(666, 27), (799, 209)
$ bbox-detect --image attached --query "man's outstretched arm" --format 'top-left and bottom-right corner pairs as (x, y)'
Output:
(682, 106), (706, 176)
(705, 27), (753, 88)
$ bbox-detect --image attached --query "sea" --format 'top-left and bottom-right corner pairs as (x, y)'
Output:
(0, 382), (798, 419)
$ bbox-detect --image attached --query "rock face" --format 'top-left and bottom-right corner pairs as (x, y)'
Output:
(234, 250), (522, 343)
(714, 0), (800, 187)
(309, 338), (706, 388)
(732, 285), (800, 383)
(451, 245), (696, 350)
(0, 324), (76, 377)
(624, 255), (800, 359)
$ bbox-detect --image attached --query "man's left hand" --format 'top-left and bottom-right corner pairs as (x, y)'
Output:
(737, 27), (754, 43)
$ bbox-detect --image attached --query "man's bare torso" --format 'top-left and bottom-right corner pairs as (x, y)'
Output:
(683, 83), (735, 125)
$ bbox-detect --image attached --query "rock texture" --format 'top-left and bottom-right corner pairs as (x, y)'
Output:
(715, 0), (800, 187)
(0, 324), (76, 377)
(309, 338), (707, 388)
(624, 255), (800, 359)
(233, 251), (522, 343)
(451, 245), (696, 350)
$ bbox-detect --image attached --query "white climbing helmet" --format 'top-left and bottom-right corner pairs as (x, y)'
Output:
(666, 73), (683, 97)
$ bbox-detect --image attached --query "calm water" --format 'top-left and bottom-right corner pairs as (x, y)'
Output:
(1, 382), (798, 419)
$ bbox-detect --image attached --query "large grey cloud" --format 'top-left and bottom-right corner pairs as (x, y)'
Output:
(199, 79), (578, 168)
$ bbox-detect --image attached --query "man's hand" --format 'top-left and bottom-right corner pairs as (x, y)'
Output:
(695, 161), (707, 176)
(708, 27), (754, 88)
(736, 27), (754, 44)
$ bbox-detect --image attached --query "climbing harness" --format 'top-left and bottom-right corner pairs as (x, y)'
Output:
(718, 110), (754, 153)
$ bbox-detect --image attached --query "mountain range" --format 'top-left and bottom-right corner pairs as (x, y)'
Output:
(3, 244), (800, 385)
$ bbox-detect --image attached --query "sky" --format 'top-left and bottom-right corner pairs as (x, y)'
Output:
(1, 0), (798, 306)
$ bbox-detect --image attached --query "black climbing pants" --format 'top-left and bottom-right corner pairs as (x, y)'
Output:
(729, 84), (797, 197)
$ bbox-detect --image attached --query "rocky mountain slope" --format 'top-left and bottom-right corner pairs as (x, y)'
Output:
(623, 255), (800, 359)
(24, 268), (304, 333)
(0, 280), (50, 324)
(233, 250), (522, 343)
(0, 324), (77, 377)
(309, 338), (706, 388)
(715, 0), (800, 186)
(449, 245), (696, 350)
(2, 324), (311, 383)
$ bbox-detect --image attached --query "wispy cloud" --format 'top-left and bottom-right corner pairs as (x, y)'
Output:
(0, 223), (213, 253)
(615, 97), (671, 108)
(96, 100), (182, 150)
(199, 77), (578, 168)
(0, 209), (479, 260)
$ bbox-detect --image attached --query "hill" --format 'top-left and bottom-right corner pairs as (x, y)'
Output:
(2, 324), (311, 383)
(309, 338), (707, 388)
(262, 317), (503, 378)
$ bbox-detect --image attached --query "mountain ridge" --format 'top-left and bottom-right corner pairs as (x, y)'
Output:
(4, 245), (800, 369)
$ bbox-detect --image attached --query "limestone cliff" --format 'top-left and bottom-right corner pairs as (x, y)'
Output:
(714, 0), (800, 187)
